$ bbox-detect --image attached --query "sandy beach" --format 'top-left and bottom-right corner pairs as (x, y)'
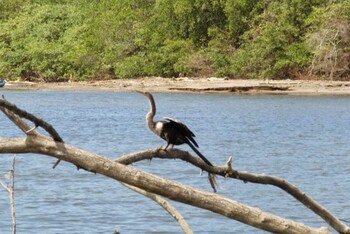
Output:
(2, 77), (350, 95)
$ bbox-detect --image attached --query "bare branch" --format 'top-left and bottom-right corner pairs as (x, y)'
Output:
(115, 148), (350, 234)
(122, 183), (193, 234)
(0, 97), (64, 168)
(208, 173), (217, 193)
(52, 159), (62, 169)
(10, 155), (16, 234)
(0, 178), (11, 193)
(116, 148), (213, 171)
(0, 103), (36, 135)
(1, 97), (346, 233)
(0, 137), (332, 234)
(0, 98), (63, 142)
(0, 155), (17, 234)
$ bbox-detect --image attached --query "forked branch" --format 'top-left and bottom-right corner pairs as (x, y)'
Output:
(116, 148), (350, 234)
(0, 97), (63, 142)
(0, 96), (345, 234)
(0, 97), (64, 168)
(0, 136), (331, 234)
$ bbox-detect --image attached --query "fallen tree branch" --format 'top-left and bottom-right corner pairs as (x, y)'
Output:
(0, 96), (343, 234)
(1, 99), (191, 232)
(115, 148), (350, 234)
(0, 136), (331, 234)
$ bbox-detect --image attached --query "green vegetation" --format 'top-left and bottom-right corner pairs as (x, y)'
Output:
(0, 0), (349, 81)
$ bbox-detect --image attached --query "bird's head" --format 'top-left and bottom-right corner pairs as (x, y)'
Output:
(136, 90), (156, 120)
(135, 90), (152, 98)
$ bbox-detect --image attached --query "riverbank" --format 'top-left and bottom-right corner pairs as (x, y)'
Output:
(2, 77), (350, 95)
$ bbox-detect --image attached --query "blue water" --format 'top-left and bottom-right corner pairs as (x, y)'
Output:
(0, 91), (349, 233)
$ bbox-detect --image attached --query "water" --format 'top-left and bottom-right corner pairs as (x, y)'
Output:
(0, 90), (349, 233)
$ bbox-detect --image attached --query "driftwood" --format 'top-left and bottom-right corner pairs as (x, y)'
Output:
(1, 97), (349, 234)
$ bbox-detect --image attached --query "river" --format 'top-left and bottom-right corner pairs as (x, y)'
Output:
(0, 91), (349, 233)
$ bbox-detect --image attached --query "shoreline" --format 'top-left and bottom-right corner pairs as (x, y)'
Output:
(2, 77), (350, 95)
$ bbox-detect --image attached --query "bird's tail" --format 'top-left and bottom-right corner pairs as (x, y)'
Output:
(187, 141), (213, 167)
(187, 141), (217, 192)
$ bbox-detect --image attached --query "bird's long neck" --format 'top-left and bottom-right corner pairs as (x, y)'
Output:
(146, 93), (158, 134)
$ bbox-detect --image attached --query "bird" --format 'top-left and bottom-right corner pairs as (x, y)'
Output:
(137, 91), (214, 167)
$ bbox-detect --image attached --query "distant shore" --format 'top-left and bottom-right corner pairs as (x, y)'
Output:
(2, 77), (350, 95)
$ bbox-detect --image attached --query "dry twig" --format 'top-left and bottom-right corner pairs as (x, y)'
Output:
(0, 155), (17, 234)
(122, 183), (193, 234)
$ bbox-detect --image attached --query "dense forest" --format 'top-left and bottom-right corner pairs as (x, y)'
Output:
(0, 0), (349, 81)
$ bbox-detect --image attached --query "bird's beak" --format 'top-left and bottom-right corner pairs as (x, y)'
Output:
(135, 90), (150, 96)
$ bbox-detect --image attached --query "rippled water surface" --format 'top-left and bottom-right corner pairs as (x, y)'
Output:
(0, 91), (349, 233)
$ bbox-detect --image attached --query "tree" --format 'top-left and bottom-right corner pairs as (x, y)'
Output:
(306, 2), (350, 79)
(2, 0), (349, 80)
(0, 0), (26, 20)
(1, 96), (349, 233)
(230, 0), (321, 79)
(224, 0), (261, 46)
(0, 3), (88, 81)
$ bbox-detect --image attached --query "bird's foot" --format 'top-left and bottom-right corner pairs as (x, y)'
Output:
(163, 144), (174, 151)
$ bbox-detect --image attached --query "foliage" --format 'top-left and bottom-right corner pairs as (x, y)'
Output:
(0, 3), (89, 81)
(0, 0), (349, 81)
(0, 0), (26, 20)
(224, 0), (262, 46)
(305, 1), (350, 79)
(230, 0), (320, 79)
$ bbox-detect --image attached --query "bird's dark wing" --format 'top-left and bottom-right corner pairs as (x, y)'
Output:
(164, 117), (198, 147)
(164, 117), (195, 137)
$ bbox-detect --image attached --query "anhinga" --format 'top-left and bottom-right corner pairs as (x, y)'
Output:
(138, 91), (214, 167)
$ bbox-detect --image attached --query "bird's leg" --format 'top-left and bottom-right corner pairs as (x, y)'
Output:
(163, 142), (170, 150)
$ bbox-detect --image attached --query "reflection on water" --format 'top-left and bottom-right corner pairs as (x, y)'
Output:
(0, 91), (349, 233)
